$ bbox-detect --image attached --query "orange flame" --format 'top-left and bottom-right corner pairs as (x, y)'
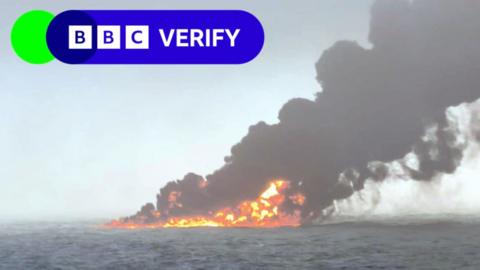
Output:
(105, 180), (304, 229)
(289, 193), (306, 206)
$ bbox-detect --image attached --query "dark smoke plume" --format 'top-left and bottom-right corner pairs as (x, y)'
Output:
(132, 0), (480, 223)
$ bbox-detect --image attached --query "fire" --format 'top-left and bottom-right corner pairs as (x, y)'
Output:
(289, 193), (306, 206)
(105, 180), (305, 229)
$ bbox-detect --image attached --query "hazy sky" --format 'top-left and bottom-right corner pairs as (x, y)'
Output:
(0, 0), (372, 220)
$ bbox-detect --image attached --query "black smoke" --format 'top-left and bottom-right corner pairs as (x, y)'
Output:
(133, 0), (480, 223)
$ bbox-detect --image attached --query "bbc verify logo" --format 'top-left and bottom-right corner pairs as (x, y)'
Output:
(69, 25), (240, 50)
(11, 10), (263, 64)
(69, 25), (150, 49)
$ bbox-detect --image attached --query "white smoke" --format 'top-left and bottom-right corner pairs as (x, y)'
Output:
(323, 99), (480, 222)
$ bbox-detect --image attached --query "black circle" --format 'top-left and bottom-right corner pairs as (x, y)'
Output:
(46, 10), (97, 64)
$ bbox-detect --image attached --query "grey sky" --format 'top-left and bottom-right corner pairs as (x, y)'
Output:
(0, 0), (372, 220)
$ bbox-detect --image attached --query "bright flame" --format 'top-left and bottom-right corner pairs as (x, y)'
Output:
(105, 180), (305, 229)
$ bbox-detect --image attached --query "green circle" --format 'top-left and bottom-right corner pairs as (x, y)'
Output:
(11, 10), (55, 64)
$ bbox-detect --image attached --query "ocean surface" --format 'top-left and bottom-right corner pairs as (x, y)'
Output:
(0, 219), (479, 270)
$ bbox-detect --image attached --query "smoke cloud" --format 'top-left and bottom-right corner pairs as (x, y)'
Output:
(327, 101), (480, 221)
(130, 0), (480, 224)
